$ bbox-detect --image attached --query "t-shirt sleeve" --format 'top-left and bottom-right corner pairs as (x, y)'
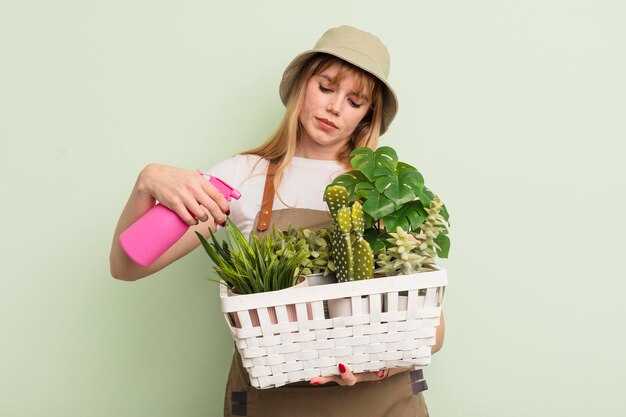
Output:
(205, 154), (266, 191)
(205, 157), (239, 190)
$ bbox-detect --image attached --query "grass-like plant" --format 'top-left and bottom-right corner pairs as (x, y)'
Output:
(196, 219), (308, 294)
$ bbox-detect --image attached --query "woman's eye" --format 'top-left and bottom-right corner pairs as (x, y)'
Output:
(349, 100), (363, 109)
(319, 84), (333, 93)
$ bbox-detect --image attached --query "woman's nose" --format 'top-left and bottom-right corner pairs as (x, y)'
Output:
(326, 98), (340, 115)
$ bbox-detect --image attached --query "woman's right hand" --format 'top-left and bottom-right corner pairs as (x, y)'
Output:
(110, 163), (231, 281)
(137, 163), (230, 226)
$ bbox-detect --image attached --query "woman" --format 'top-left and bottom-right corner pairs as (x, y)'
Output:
(110, 25), (442, 417)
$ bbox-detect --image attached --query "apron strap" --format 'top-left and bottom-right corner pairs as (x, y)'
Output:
(257, 160), (278, 232)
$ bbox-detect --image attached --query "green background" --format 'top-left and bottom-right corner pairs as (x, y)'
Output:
(2, 1), (625, 416)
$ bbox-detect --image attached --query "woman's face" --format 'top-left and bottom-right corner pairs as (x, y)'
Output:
(297, 62), (371, 158)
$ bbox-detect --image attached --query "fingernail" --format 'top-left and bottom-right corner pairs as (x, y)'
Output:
(310, 380), (319, 385)
(338, 363), (346, 374)
(378, 370), (385, 378)
(219, 220), (226, 227)
(225, 209), (230, 216)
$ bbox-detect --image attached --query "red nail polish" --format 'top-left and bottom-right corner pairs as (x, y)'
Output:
(378, 370), (385, 378)
(310, 381), (319, 385)
(225, 209), (230, 216)
(219, 220), (226, 227)
(338, 363), (346, 374)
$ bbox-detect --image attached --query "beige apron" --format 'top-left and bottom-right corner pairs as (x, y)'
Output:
(222, 205), (430, 417)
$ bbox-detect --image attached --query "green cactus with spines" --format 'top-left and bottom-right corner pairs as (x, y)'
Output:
(353, 237), (374, 280)
(325, 185), (350, 219)
(351, 201), (365, 236)
(334, 206), (354, 280)
(324, 186), (374, 282)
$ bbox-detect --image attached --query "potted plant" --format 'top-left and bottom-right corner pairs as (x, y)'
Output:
(196, 220), (311, 326)
(322, 146), (451, 314)
(196, 219), (308, 295)
(270, 225), (334, 280)
(327, 146), (450, 257)
(322, 184), (378, 316)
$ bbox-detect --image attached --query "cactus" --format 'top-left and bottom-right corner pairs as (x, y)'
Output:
(324, 185), (374, 282)
(325, 184), (350, 219)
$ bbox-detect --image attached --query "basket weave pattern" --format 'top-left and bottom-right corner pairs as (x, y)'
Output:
(220, 269), (447, 389)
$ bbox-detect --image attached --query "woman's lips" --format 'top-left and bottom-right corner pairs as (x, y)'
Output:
(316, 117), (338, 131)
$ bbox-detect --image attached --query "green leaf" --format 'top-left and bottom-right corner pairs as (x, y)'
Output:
(381, 200), (428, 232)
(349, 147), (375, 179)
(416, 186), (435, 207)
(374, 173), (416, 207)
(196, 220), (308, 294)
(349, 147), (398, 181)
(397, 163), (424, 195)
(363, 212), (376, 229)
(362, 190), (395, 220)
(363, 228), (386, 253)
(434, 233), (450, 258)
(329, 173), (359, 196)
(440, 203), (451, 224)
(372, 146), (398, 176)
(354, 182), (376, 199)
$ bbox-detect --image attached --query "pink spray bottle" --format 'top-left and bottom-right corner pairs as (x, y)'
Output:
(119, 172), (241, 267)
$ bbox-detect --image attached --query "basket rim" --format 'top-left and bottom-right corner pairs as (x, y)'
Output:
(220, 268), (447, 313)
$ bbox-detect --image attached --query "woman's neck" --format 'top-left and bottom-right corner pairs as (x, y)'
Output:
(294, 141), (342, 160)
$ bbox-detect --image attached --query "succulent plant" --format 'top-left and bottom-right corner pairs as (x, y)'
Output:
(271, 225), (333, 276)
(375, 227), (426, 275)
(375, 196), (448, 275)
(412, 196), (447, 270)
(324, 185), (374, 282)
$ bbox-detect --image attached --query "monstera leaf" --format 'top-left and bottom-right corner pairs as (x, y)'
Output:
(349, 146), (398, 181)
(381, 200), (428, 233)
(354, 182), (377, 199)
(434, 233), (450, 258)
(330, 171), (367, 198)
(362, 190), (395, 220)
(363, 228), (387, 253)
(374, 173), (416, 208)
(397, 162), (424, 196)
(414, 186), (450, 224)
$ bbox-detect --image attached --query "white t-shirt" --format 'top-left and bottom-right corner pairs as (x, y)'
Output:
(207, 154), (346, 237)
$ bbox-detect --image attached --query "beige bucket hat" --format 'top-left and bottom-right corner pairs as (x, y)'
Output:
(279, 25), (398, 135)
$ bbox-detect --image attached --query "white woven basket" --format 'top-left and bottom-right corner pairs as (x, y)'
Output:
(220, 269), (447, 389)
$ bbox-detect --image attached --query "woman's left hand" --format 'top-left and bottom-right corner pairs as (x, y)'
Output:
(309, 364), (407, 386)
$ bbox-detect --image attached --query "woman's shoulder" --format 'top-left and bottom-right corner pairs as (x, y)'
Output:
(206, 154), (268, 186)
